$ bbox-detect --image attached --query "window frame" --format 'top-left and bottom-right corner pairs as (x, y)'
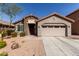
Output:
(17, 24), (24, 31)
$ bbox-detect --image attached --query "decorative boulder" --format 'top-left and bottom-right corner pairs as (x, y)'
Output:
(11, 42), (19, 50)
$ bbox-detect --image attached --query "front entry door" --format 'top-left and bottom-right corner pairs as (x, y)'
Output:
(28, 24), (36, 35)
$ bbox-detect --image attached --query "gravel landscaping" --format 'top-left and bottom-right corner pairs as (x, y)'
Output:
(0, 35), (45, 56)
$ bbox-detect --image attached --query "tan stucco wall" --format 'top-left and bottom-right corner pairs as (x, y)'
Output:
(15, 17), (37, 35)
(24, 18), (37, 35)
(38, 16), (71, 36)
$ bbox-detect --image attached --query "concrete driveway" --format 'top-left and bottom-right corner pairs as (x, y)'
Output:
(41, 37), (79, 56)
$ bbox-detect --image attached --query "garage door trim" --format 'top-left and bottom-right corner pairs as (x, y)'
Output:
(39, 23), (67, 36)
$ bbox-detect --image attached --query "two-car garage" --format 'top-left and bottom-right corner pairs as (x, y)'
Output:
(37, 13), (74, 37)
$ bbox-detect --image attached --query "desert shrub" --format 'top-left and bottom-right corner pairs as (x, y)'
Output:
(0, 52), (8, 56)
(6, 30), (14, 36)
(11, 32), (17, 37)
(0, 40), (6, 49)
(0, 30), (8, 38)
(2, 30), (7, 37)
(20, 32), (25, 37)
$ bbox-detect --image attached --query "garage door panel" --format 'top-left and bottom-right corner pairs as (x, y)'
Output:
(40, 26), (65, 36)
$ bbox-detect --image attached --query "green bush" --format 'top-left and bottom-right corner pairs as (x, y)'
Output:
(20, 32), (25, 37)
(0, 30), (7, 38)
(11, 32), (17, 37)
(0, 40), (6, 49)
(2, 31), (7, 37)
(6, 30), (14, 36)
(0, 52), (8, 56)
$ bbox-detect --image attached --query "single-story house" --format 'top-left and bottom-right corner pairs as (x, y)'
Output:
(14, 13), (74, 37)
(66, 9), (79, 35)
(0, 20), (15, 30)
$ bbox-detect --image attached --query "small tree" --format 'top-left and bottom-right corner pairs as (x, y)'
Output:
(0, 3), (21, 25)
(0, 3), (21, 40)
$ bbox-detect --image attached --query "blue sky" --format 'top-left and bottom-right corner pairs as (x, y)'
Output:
(0, 3), (79, 22)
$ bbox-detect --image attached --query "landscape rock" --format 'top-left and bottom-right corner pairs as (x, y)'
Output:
(11, 41), (19, 50)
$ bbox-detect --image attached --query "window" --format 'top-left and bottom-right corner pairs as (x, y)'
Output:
(60, 26), (66, 28)
(17, 25), (20, 31)
(17, 24), (24, 31)
(42, 26), (47, 28)
(54, 26), (59, 28)
(48, 26), (53, 28)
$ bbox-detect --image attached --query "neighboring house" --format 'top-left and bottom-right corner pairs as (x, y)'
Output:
(66, 9), (79, 35)
(0, 20), (15, 31)
(14, 13), (74, 37)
